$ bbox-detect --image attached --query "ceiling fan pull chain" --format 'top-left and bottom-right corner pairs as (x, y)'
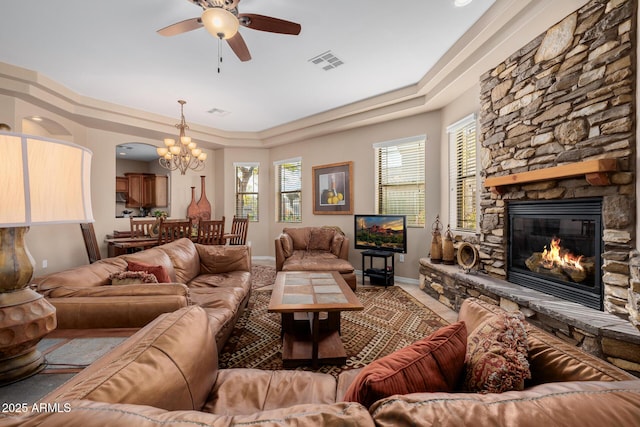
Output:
(217, 37), (222, 73)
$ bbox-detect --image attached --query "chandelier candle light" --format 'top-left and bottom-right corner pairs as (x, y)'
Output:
(157, 100), (207, 175)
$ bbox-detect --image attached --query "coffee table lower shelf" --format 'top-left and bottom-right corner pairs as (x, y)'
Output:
(282, 331), (347, 368)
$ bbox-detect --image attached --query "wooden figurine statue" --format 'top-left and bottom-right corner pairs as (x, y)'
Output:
(430, 215), (443, 264)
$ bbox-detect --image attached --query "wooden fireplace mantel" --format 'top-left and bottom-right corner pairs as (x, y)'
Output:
(483, 159), (618, 194)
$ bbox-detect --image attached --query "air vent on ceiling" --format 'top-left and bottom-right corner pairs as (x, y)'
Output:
(308, 50), (344, 71)
(207, 108), (230, 117)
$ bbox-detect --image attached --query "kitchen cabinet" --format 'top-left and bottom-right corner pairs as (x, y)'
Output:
(115, 176), (128, 193)
(124, 173), (168, 208)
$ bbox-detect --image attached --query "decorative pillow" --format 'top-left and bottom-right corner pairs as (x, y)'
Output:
(343, 321), (467, 408)
(196, 244), (251, 274)
(109, 270), (158, 285)
(463, 311), (531, 393)
(308, 228), (335, 251)
(127, 260), (171, 283)
(280, 233), (294, 258)
(283, 228), (311, 250)
(330, 233), (345, 256)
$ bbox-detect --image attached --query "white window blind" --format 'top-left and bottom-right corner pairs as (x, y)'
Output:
(275, 158), (301, 223)
(448, 114), (477, 231)
(234, 162), (259, 222)
(374, 136), (425, 227)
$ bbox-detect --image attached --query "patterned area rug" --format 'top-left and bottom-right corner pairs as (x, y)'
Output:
(219, 285), (449, 377)
(251, 264), (277, 290)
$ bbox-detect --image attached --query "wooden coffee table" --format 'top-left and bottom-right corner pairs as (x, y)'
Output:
(268, 271), (363, 368)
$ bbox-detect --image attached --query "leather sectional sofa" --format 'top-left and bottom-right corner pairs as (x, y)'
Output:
(275, 226), (357, 289)
(31, 238), (251, 349)
(3, 298), (639, 426)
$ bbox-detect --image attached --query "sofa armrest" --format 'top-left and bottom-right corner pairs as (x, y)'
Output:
(339, 236), (350, 260)
(275, 237), (286, 271)
(46, 283), (189, 299)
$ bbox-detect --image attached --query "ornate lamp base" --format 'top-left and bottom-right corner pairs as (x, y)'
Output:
(0, 287), (56, 385)
(0, 227), (57, 385)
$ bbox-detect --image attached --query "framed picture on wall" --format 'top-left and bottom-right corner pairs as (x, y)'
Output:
(312, 161), (353, 214)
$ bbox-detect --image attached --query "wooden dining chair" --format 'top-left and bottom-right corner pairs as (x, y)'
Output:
(130, 218), (157, 237)
(198, 217), (225, 245)
(229, 216), (249, 245)
(79, 222), (101, 264)
(157, 219), (192, 245)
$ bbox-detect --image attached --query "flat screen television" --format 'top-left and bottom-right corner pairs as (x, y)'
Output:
(354, 214), (407, 253)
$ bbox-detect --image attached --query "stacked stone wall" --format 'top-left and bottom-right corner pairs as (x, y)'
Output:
(478, 0), (636, 318)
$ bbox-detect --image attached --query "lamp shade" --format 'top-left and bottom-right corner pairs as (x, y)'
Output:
(0, 133), (94, 226)
(202, 7), (239, 40)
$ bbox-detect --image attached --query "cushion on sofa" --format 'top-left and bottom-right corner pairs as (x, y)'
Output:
(127, 261), (171, 283)
(308, 227), (336, 251)
(157, 238), (201, 283)
(283, 227), (311, 250)
(282, 254), (355, 274)
(343, 321), (467, 408)
(204, 369), (338, 415)
(369, 380), (640, 427)
(196, 244), (251, 274)
(41, 306), (218, 411)
(462, 310), (530, 393)
(331, 233), (345, 256)
(122, 247), (177, 282)
(280, 233), (294, 257)
(110, 271), (159, 285)
(33, 257), (129, 292)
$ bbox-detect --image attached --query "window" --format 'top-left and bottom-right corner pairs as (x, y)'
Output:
(234, 163), (259, 221)
(448, 114), (477, 231)
(275, 158), (302, 222)
(374, 136), (425, 227)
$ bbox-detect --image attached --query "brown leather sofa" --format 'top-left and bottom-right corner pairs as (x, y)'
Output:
(3, 298), (639, 426)
(275, 226), (356, 289)
(32, 238), (251, 349)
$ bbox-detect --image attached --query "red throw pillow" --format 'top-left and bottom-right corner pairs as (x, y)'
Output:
(462, 311), (531, 393)
(343, 321), (467, 408)
(127, 261), (171, 283)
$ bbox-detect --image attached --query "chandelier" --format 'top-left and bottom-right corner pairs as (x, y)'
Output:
(157, 100), (207, 175)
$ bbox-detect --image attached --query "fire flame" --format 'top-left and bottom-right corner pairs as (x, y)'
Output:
(541, 238), (584, 271)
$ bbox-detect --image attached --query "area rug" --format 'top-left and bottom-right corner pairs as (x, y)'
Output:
(219, 286), (449, 377)
(251, 264), (277, 290)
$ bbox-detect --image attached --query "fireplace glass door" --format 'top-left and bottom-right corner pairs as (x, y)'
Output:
(508, 198), (602, 310)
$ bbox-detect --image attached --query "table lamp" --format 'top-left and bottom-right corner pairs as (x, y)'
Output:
(0, 132), (94, 385)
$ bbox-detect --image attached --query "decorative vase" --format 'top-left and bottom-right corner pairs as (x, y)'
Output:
(430, 215), (443, 264)
(442, 224), (455, 265)
(197, 176), (211, 221)
(187, 186), (200, 224)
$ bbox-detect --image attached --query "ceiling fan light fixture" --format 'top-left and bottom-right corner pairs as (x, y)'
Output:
(202, 7), (239, 39)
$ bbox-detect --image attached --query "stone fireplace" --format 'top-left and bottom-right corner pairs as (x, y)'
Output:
(419, 0), (640, 374)
(507, 198), (603, 310)
(478, 0), (635, 319)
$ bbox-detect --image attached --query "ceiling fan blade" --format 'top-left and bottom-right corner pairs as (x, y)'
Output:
(227, 32), (252, 62)
(157, 17), (203, 37)
(238, 14), (301, 35)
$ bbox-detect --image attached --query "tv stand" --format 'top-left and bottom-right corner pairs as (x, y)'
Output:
(361, 250), (394, 287)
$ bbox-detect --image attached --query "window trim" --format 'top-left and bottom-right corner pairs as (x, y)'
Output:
(447, 113), (478, 233)
(234, 162), (259, 222)
(274, 157), (302, 223)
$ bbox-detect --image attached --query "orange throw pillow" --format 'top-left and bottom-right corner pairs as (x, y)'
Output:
(127, 261), (171, 283)
(343, 321), (467, 408)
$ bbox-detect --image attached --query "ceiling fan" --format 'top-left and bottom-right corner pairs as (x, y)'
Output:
(157, 0), (302, 62)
